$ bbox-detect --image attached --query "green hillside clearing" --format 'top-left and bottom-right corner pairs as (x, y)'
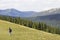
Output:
(0, 20), (60, 40)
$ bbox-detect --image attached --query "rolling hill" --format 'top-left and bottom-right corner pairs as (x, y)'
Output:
(0, 20), (60, 40)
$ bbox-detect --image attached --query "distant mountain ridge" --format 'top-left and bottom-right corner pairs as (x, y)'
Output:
(0, 8), (37, 17)
(0, 8), (60, 18)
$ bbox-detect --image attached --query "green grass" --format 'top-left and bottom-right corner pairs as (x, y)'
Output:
(0, 20), (60, 40)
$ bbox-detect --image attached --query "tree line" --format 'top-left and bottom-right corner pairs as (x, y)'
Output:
(0, 15), (60, 34)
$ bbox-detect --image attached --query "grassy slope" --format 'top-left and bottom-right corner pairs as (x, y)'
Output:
(0, 20), (60, 40)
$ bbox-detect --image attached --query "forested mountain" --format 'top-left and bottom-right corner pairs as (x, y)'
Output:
(0, 8), (60, 35)
(24, 8), (60, 27)
(0, 15), (60, 34)
(0, 8), (60, 27)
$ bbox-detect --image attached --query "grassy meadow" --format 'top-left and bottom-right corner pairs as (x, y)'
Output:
(0, 20), (60, 40)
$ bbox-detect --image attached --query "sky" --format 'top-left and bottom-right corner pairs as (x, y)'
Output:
(0, 0), (60, 12)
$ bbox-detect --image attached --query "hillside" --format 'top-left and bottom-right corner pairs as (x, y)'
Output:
(0, 20), (60, 40)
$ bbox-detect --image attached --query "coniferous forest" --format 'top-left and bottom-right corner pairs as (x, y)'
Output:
(0, 15), (60, 34)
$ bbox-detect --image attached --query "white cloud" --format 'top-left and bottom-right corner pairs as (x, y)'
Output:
(0, 0), (60, 11)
